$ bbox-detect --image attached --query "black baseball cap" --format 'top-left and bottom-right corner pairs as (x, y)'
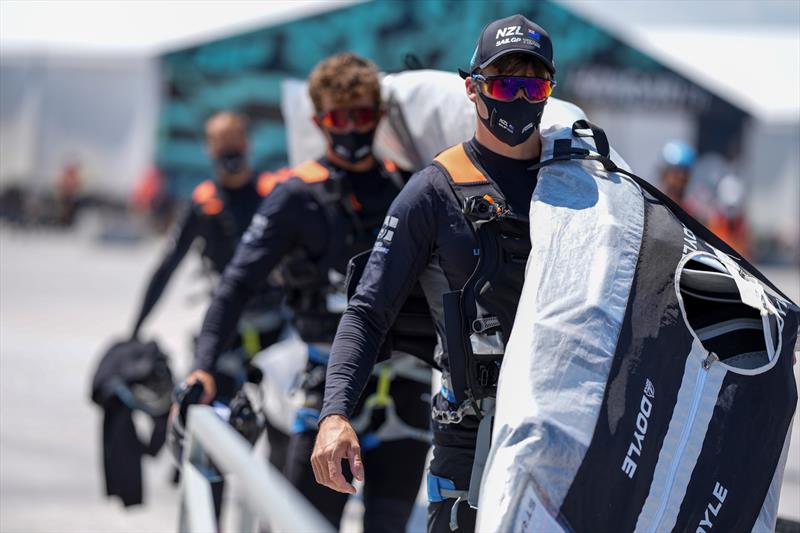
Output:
(459, 14), (555, 78)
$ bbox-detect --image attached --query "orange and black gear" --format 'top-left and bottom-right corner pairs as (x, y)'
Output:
(192, 180), (225, 215)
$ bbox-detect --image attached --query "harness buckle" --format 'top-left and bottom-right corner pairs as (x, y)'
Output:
(463, 195), (503, 221)
(450, 496), (465, 531)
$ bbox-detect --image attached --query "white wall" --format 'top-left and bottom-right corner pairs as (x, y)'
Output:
(0, 53), (160, 197)
(740, 120), (800, 244)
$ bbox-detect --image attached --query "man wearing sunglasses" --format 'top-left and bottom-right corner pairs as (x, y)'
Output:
(182, 53), (430, 531)
(313, 14), (555, 532)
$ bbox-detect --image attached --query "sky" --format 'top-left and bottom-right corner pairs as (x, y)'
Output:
(2, 0), (797, 54)
(0, 1), (362, 54)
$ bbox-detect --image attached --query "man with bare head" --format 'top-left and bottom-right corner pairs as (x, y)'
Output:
(204, 111), (253, 189)
(131, 110), (286, 409)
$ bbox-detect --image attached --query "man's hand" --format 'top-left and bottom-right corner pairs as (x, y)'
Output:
(185, 369), (216, 404)
(311, 415), (363, 494)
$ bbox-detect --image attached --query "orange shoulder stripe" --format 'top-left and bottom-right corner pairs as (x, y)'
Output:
(257, 167), (293, 197)
(192, 180), (217, 203)
(433, 144), (487, 184)
(191, 180), (223, 215)
(292, 160), (330, 183)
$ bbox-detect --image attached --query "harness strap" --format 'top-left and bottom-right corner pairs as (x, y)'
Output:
(427, 473), (468, 502)
(241, 324), (261, 357)
(372, 365), (392, 407)
(348, 359), (432, 444)
(467, 399), (495, 507)
(433, 143), (509, 220)
(381, 158), (406, 190)
(428, 473), (470, 531)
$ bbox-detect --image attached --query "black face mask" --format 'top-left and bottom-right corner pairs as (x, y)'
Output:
(477, 92), (546, 147)
(329, 129), (376, 164)
(215, 150), (247, 175)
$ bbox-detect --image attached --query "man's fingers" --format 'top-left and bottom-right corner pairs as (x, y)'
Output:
(311, 415), (361, 493)
(310, 455), (323, 484)
(327, 457), (356, 494)
(348, 446), (364, 482)
(312, 455), (328, 487)
(187, 370), (216, 404)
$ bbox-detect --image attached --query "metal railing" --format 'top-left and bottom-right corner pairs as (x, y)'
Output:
(178, 405), (334, 533)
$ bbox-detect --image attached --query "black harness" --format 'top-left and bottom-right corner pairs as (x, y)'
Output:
(435, 144), (532, 414)
(277, 159), (405, 343)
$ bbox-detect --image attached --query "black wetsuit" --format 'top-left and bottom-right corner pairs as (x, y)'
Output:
(193, 157), (430, 531)
(131, 174), (288, 470)
(320, 139), (539, 532)
(132, 175), (282, 343)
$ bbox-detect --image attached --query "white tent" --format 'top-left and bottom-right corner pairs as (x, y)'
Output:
(559, 0), (800, 246)
(0, 1), (359, 195)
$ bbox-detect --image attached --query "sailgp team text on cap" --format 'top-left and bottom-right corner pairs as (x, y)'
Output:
(459, 13), (555, 78)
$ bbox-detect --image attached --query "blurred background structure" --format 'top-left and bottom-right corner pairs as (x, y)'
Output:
(2, 0), (798, 260)
(1, 1), (798, 531)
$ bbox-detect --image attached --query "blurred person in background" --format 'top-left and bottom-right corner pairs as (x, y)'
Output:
(54, 158), (84, 226)
(659, 140), (700, 217)
(181, 53), (430, 531)
(130, 111), (289, 464)
(707, 172), (752, 259)
(131, 165), (175, 234)
(659, 141), (751, 259)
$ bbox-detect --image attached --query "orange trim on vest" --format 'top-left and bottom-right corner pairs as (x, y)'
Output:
(192, 180), (216, 203)
(349, 193), (363, 212)
(202, 198), (224, 215)
(257, 167), (292, 197)
(192, 180), (224, 215)
(433, 144), (487, 184)
(292, 160), (330, 184)
(383, 159), (398, 173)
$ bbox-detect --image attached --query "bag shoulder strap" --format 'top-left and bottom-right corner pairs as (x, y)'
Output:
(380, 158), (406, 191)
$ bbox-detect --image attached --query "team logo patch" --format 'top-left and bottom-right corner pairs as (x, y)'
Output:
(375, 215), (398, 253)
(242, 214), (268, 244)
